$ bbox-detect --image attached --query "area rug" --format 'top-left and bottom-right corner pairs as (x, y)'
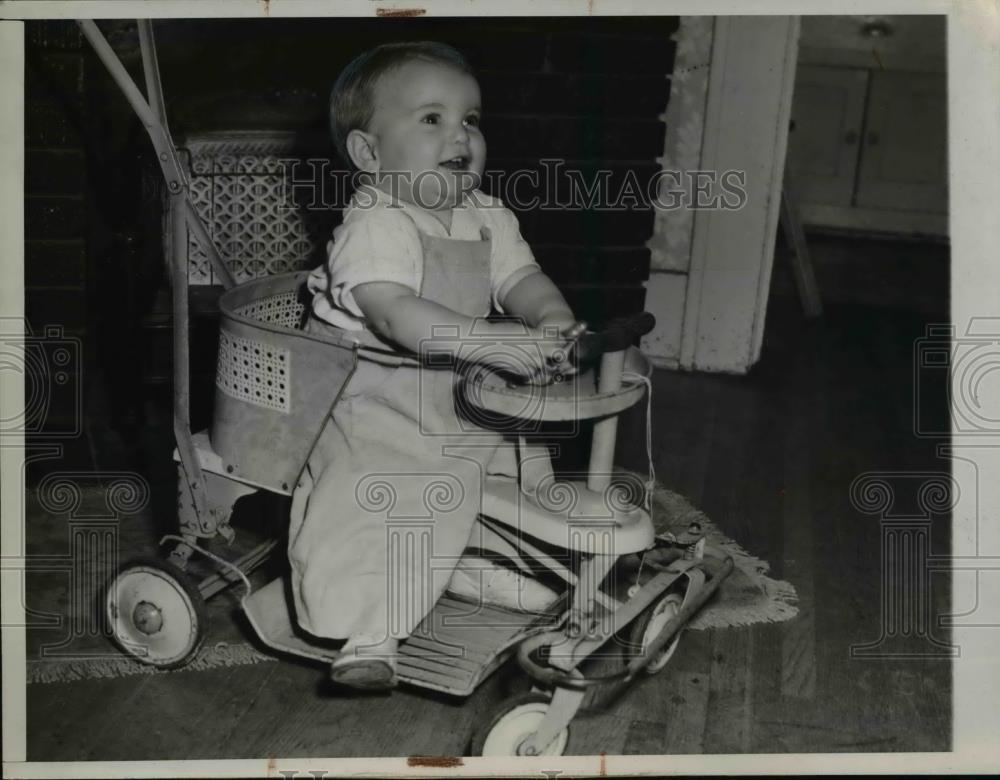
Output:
(22, 474), (796, 684)
(22, 477), (278, 685)
(644, 481), (799, 630)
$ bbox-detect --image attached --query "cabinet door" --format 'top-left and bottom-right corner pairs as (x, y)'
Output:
(788, 65), (868, 207)
(855, 70), (948, 213)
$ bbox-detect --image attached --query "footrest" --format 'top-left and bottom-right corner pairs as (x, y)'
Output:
(242, 577), (338, 664)
(244, 579), (555, 697)
(398, 596), (547, 696)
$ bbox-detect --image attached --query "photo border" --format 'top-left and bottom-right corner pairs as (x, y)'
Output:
(2, 0), (998, 776)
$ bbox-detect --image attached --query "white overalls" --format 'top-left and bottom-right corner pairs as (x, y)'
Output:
(288, 225), (502, 642)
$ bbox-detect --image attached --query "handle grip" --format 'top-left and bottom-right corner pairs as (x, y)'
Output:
(574, 311), (656, 369)
(602, 311), (656, 351)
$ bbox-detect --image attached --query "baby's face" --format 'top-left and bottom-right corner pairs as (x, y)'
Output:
(364, 60), (485, 210)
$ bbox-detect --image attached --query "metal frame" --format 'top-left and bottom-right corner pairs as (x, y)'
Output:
(77, 19), (238, 548)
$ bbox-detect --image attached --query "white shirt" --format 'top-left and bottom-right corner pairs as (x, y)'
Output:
(308, 185), (541, 331)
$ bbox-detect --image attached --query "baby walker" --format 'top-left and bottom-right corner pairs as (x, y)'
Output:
(85, 20), (733, 757)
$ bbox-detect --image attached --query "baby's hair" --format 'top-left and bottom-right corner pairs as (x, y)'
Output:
(330, 41), (476, 168)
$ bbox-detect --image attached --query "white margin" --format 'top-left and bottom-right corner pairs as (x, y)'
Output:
(1, 0), (998, 777)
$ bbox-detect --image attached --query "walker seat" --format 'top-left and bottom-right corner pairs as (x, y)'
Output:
(210, 271), (359, 493)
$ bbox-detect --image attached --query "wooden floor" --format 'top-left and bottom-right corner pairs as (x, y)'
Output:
(25, 236), (952, 759)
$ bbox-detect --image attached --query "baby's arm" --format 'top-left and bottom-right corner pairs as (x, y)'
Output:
(353, 281), (557, 375)
(500, 270), (578, 381)
(499, 270), (575, 331)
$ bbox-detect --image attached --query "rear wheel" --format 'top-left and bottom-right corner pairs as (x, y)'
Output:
(105, 557), (207, 670)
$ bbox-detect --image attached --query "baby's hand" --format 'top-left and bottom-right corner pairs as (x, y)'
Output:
(521, 322), (585, 385)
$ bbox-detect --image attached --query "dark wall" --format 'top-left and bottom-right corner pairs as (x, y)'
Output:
(24, 22), (89, 438)
(152, 16), (678, 320)
(27, 21), (170, 452)
(24, 16), (678, 450)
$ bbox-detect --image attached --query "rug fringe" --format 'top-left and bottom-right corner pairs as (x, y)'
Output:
(645, 480), (800, 630)
(689, 581), (800, 630)
(27, 642), (276, 685)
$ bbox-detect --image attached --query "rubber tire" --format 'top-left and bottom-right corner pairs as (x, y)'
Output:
(626, 591), (683, 675)
(105, 556), (208, 670)
(470, 692), (570, 757)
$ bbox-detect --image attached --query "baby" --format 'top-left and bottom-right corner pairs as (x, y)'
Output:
(288, 41), (576, 691)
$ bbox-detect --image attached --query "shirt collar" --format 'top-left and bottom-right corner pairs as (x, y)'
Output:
(351, 183), (482, 235)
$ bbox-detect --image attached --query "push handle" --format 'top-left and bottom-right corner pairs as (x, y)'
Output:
(507, 312), (656, 387)
(602, 311), (656, 352)
(574, 311), (656, 370)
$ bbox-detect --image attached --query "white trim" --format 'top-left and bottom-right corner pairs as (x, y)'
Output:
(679, 17), (730, 370)
(800, 202), (949, 239)
(647, 355), (681, 371)
(949, 0), (1000, 763)
(681, 16), (800, 373)
(0, 19), (26, 768)
(643, 16), (715, 366)
(0, 0), (961, 20)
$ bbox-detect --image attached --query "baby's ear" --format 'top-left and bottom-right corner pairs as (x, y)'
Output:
(346, 129), (378, 173)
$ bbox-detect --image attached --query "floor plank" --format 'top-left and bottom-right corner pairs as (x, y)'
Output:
(27, 675), (153, 761)
(703, 627), (754, 754)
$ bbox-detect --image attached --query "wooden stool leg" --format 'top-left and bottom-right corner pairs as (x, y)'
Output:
(780, 174), (823, 318)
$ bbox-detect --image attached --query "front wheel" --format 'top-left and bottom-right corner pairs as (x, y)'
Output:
(627, 591), (683, 675)
(470, 693), (570, 756)
(105, 557), (207, 670)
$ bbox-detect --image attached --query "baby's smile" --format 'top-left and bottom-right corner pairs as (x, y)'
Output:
(439, 156), (470, 171)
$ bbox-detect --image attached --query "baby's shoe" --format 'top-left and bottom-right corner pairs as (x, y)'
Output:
(330, 633), (398, 691)
(447, 557), (559, 613)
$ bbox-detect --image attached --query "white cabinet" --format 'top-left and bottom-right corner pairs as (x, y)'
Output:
(789, 65), (867, 208)
(787, 15), (948, 238)
(856, 70), (948, 214)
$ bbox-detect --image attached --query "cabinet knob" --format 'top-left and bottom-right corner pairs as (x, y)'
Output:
(844, 130), (859, 145)
(867, 132), (880, 146)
